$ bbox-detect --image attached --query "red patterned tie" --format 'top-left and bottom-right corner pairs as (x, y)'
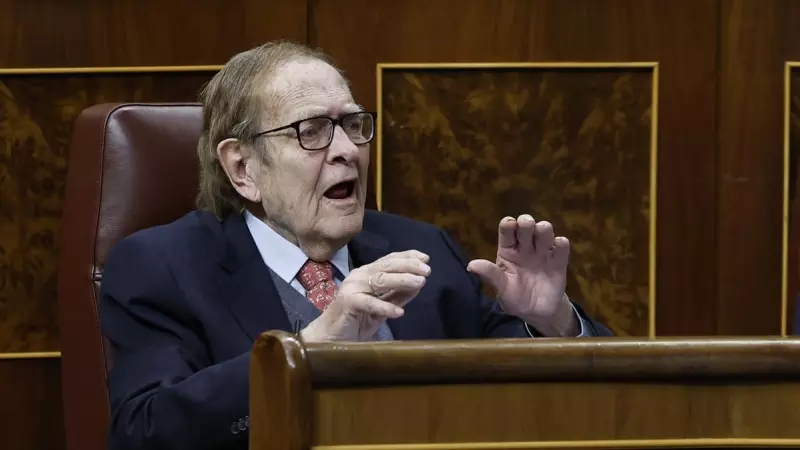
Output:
(297, 260), (337, 311)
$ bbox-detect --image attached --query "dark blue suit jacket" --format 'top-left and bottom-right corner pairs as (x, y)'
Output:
(100, 209), (612, 450)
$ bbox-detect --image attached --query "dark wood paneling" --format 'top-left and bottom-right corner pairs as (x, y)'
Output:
(719, 0), (783, 336)
(0, 0), (307, 67)
(313, 0), (719, 336)
(3, 0), (800, 449)
(314, 382), (800, 446)
(720, 0), (800, 336)
(0, 358), (64, 450)
(779, 1), (800, 336)
(0, 1), (307, 449)
(0, 0), (307, 354)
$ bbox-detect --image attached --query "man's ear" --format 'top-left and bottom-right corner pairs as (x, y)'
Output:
(216, 138), (262, 203)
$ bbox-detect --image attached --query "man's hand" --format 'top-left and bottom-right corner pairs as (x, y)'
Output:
(466, 214), (579, 337)
(301, 250), (431, 342)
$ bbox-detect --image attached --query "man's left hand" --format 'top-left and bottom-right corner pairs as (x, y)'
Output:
(467, 214), (579, 337)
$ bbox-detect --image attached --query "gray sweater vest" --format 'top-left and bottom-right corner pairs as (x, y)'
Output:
(267, 268), (394, 341)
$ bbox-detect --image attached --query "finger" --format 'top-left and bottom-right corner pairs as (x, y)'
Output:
(550, 236), (570, 266)
(376, 258), (431, 277)
(351, 293), (405, 318)
(380, 250), (430, 263)
(516, 214), (535, 252)
(466, 259), (506, 294)
(534, 220), (554, 254)
(370, 272), (426, 295)
(498, 216), (517, 249)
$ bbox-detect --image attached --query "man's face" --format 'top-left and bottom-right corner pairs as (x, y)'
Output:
(250, 59), (370, 257)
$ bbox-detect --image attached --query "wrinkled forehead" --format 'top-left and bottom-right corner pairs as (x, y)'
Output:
(262, 58), (360, 127)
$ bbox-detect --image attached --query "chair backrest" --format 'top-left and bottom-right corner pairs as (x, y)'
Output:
(56, 102), (381, 450)
(57, 103), (204, 450)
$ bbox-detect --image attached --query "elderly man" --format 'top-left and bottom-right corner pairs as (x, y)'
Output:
(100, 41), (612, 450)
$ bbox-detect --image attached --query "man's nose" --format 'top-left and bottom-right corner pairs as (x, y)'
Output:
(325, 126), (360, 163)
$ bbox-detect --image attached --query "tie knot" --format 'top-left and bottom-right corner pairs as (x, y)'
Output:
(297, 260), (334, 292)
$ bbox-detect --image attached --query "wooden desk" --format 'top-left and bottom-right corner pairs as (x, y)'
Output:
(250, 332), (800, 449)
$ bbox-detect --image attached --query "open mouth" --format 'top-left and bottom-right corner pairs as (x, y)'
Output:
(323, 180), (356, 200)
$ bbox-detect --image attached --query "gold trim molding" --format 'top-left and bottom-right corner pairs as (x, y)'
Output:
(781, 62), (800, 337)
(313, 437), (800, 449)
(0, 352), (61, 360)
(375, 62), (659, 338)
(0, 64), (222, 359)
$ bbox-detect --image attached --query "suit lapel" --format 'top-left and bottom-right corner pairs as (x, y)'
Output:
(348, 227), (390, 268)
(219, 213), (291, 340)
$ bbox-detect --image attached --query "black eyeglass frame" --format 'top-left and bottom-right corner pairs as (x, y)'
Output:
(250, 111), (378, 151)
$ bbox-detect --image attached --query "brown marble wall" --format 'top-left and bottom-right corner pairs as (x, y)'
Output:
(379, 67), (654, 337)
(0, 70), (217, 352)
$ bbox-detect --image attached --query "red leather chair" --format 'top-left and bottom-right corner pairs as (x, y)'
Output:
(56, 102), (380, 450)
(57, 103), (204, 450)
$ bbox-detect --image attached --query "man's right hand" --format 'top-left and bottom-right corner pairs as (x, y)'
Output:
(301, 250), (431, 342)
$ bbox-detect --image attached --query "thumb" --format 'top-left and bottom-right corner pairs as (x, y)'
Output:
(467, 259), (506, 294)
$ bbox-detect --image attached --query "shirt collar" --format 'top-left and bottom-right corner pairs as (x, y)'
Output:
(243, 210), (350, 283)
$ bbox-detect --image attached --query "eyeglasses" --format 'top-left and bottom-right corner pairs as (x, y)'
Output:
(252, 111), (376, 151)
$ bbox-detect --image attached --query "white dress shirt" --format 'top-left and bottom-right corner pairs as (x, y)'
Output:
(245, 210), (349, 295)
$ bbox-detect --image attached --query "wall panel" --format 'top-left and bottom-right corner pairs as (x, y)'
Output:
(378, 64), (656, 337)
(719, 0), (785, 336)
(720, 0), (800, 337)
(313, 0), (719, 336)
(783, 3), (800, 337)
(0, 357), (64, 450)
(0, 0), (307, 67)
(0, 0), (307, 449)
(0, 69), (219, 353)
(0, 0), (307, 354)
(785, 64), (800, 335)
(4, 0), (800, 448)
